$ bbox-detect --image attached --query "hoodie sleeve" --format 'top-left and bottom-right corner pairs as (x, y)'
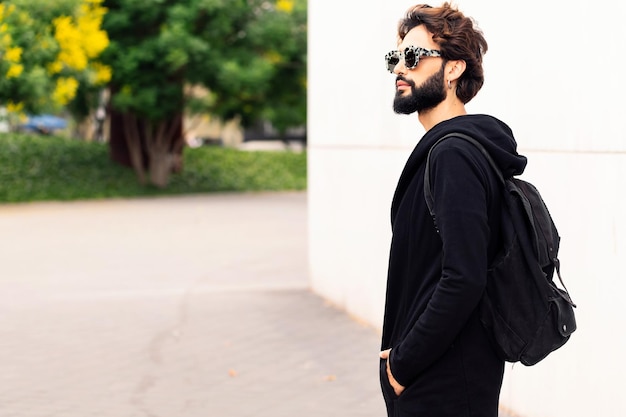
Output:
(389, 139), (492, 386)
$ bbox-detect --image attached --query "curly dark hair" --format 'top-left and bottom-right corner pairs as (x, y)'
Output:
(398, 3), (488, 104)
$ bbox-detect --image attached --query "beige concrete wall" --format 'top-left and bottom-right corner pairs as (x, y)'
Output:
(308, 1), (626, 416)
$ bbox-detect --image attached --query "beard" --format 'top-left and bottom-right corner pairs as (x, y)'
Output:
(393, 64), (446, 115)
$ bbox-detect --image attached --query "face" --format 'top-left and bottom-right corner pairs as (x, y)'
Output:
(389, 25), (446, 115)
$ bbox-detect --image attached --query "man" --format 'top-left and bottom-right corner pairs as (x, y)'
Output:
(379, 3), (527, 417)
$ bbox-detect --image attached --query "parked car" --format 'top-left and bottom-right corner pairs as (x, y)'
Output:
(21, 114), (68, 135)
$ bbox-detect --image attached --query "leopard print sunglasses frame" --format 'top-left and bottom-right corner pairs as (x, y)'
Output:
(385, 46), (442, 73)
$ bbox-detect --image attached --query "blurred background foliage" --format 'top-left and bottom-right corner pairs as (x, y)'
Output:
(0, 0), (307, 192)
(102, 0), (306, 131)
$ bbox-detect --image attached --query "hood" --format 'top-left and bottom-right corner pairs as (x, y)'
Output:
(396, 114), (528, 187)
(422, 114), (527, 178)
(391, 115), (527, 219)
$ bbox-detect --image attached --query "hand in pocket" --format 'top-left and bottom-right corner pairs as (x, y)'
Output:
(380, 349), (405, 397)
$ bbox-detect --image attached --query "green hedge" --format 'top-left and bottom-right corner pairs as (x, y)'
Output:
(0, 133), (307, 203)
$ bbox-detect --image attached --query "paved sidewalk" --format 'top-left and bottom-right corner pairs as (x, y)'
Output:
(0, 192), (386, 417)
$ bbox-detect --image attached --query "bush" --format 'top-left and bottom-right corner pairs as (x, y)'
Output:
(0, 133), (307, 203)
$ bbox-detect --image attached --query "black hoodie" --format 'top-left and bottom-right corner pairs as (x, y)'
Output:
(380, 114), (527, 416)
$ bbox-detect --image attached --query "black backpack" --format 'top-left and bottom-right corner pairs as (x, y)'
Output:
(424, 132), (577, 366)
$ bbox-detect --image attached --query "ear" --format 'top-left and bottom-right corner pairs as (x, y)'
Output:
(446, 59), (467, 83)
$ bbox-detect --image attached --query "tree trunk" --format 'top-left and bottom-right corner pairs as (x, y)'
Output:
(108, 107), (184, 187)
(144, 116), (184, 188)
(109, 105), (145, 169)
(148, 150), (177, 188)
(121, 113), (147, 185)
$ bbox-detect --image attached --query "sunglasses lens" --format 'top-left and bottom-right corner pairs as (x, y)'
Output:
(386, 54), (399, 72)
(404, 49), (417, 69)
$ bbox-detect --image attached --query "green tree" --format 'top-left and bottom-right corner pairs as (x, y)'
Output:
(101, 0), (306, 187)
(0, 0), (110, 120)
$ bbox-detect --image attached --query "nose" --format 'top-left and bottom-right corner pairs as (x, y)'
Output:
(393, 58), (406, 76)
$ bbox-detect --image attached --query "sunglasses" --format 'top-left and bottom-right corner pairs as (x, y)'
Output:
(385, 46), (442, 73)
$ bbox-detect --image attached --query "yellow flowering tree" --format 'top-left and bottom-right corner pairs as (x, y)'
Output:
(0, 0), (110, 121)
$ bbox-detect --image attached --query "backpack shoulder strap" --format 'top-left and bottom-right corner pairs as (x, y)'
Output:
(424, 132), (505, 217)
